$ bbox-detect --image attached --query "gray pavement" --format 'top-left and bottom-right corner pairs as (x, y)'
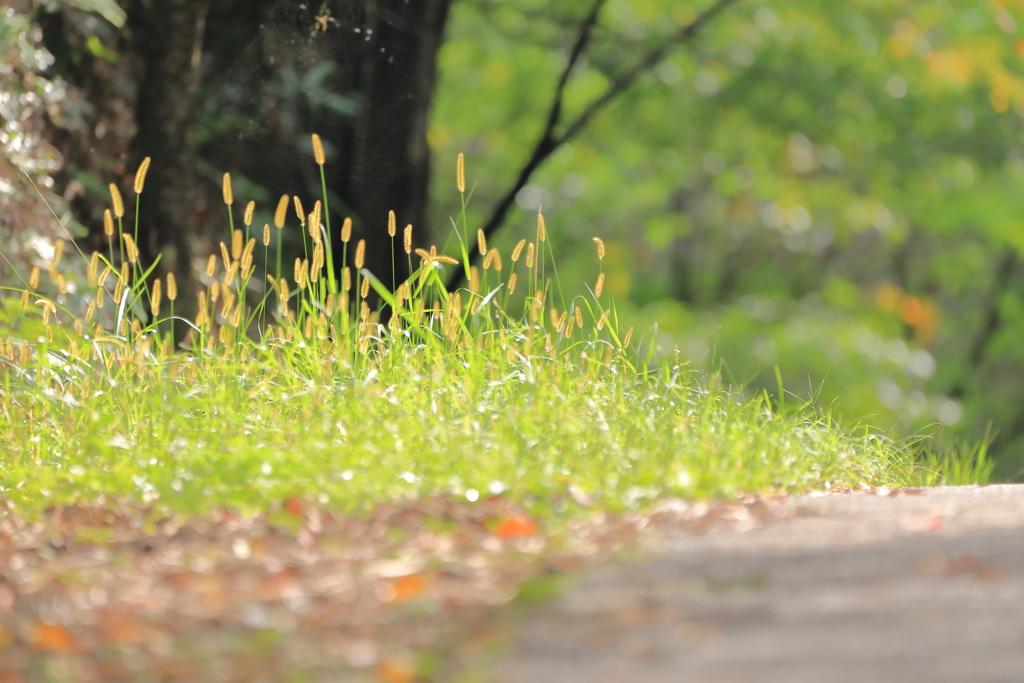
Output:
(488, 485), (1024, 683)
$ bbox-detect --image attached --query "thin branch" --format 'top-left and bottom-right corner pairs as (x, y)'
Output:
(447, 0), (741, 291)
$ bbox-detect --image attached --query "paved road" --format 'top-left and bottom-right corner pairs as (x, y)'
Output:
(488, 485), (1024, 683)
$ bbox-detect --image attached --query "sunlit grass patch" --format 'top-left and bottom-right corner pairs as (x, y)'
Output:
(0, 143), (978, 520)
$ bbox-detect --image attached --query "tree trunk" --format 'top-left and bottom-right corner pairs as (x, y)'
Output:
(125, 0), (210, 335)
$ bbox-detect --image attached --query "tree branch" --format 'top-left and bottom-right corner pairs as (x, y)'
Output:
(447, 0), (741, 291)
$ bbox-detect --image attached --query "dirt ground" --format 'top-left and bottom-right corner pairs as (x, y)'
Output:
(487, 485), (1024, 683)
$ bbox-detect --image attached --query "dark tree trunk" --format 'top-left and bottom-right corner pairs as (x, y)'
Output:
(344, 0), (453, 285)
(125, 0), (210, 332)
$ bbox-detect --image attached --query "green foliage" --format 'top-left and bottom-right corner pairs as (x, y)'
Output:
(431, 0), (1024, 477)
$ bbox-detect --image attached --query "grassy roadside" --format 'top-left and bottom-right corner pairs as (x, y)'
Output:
(0, 143), (994, 681)
(0, 145), (989, 520)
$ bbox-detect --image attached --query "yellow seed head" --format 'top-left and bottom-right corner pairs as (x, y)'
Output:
(403, 224), (413, 254)
(360, 275), (370, 299)
(511, 239), (526, 262)
(293, 196), (306, 225)
(508, 272), (518, 295)
(120, 261), (130, 285)
(309, 201), (322, 242)
(355, 239), (366, 269)
(294, 257), (303, 284)
(45, 324), (53, 343)
(98, 265), (112, 287)
(623, 326), (634, 348)
(275, 195), (289, 228)
(489, 248), (503, 272)
(221, 291), (235, 318)
(222, 173), (234, 205)
(19, 289), (29, 309)
(343, 266), (352, 292)
(593, 236), (606, 259)
(85, 299), (97, 324)
(113, 278), (124, 307)
(134, 156), (151, 194)
(595, 272), (605, 297)
(56, 274), (67, 294)
(550, 307), (560, 328)
(263, 223), (271, 246)
(123, 233), (139, 264)
(244, 200), (255, 226)
(232, 229), (243, 260)
(469, 265), (480, 294)
(298, 259), (309, 289)
(209, 281), (220, 303)
(29, 266), (40, 290)
(104, 209), (114, 236)
(151, 278), (162, 316)
(386, 209), (397, 237)
(597, 309), (611, 330)
(51, 239), (64, 269)
(537, 210), (547, 242)
(456, 152), (465, 193)
(312, 133), (326, 165)
(279, 277), (290, 312)
(205, 254), (217, 278)
(109, 183), (124, 218)
(574, 306), (583, 328)
(220, 242), (231, 271)
(231, 302), (242, 328)
(526, 242), (535, 268)
(341, 217), (352, 243)
(226, 261), (239, 286)
(167, 272), (177, 301)
(483, 249), (495, 270)
(476, 228), (488, 256)
(242, 237), (256, 265)
(86, 251), (99, 285)
(96, 286), (105, 309)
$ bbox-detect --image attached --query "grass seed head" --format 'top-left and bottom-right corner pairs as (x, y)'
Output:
(98, 265), (112, 287)
(508, 272), (518, 295)
(355, 239), (366, 269)
(109, 183), (124, 218)
(151, 278), (162, 317)
(388, 210), (396, 237)
(312, 133), (326, 165)
(469, 265), (480, 294)
(293, 196), (306, 225)
(220, 242), (231, 271)
(87, 252), (99, 286)
(113, 278), (125, 307)
(56, 274), (67, 295)
(123, 233), (139, 264)
(167, 272), (177, 301)
(242, 237), (257, 265)
(206, 254), (217, 278)
(343, 266), (352, 292)
(232, 229), (243, 260)
(477, 228), (487, 256)
(120, 261), (130, 285)
(29, 266), (40, 290)
(85, 299), (96, 324)
(275, 195), (289, 228)
(623, 326), (634, 348)
(593, 236), (606, 260)
(597, 309), (611, 330)
(222, 173), (234, 206)
(511, 239), (526, 262)
(210, 281), (220, 303)
(309, 201), (322, 242)
(244, 200), (255, 226)
(537, 209), (547, 242)
(360, 275), (370, 299)
(51, 239), (64, 269)
(595, 272), (605, 297)
(103, 209), (114, 236)
(226, 261), (239, 286)
(134, 156), (151, 194)
(404, 224), (413, 254)
(341, 217), (352, 243)
(263, 223), (271, 246)
(526, 242), (535, 268)
(96, 286), (105, 309)
(19, 289), (29, 309)
(457, 152), (466, 193)
(574, 305), (583, 328)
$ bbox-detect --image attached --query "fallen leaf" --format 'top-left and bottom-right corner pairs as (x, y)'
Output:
(29, 622), (77, 653)
(377, 654), (416, 683)
(495, 517), (537, 539)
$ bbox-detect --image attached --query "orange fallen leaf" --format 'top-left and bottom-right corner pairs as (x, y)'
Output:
(495, 516), (536, 538)
(29, 622), (77, 653)
(385, 573), (430, 605)
(284, 497), (304, 517)
(377, 654), (415, 683)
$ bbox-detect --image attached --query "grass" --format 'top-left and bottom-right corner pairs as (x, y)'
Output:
(0, 143), (991, 522)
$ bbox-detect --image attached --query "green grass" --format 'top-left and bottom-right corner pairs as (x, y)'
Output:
(0, 146), (990, 521)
